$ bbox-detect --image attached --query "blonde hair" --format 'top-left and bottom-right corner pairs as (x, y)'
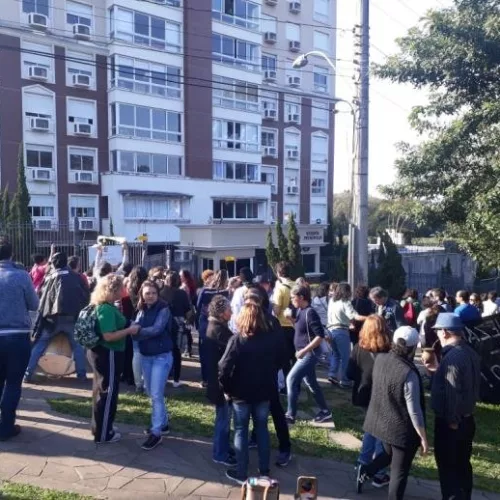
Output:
(91, 274), (124, 306)
(236, 303), (268, 337)
(359, 314), (391, 353)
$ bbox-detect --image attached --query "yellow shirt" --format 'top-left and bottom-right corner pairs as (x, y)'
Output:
(272, 278), (294, 328)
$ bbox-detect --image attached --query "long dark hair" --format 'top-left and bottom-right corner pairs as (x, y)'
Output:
(333, 282), (352, 302)
(180, 269), (197, 298)
(128, 266), (148, 309)
(161, 271), (182, 304)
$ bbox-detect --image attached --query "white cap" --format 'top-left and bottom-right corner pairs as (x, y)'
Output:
(393, 326), (420, 347)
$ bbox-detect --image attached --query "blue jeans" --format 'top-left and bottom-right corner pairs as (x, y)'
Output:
(132, 341), (143, 390)
(0, 333), (31, 436)
(198, 317), (208, 383)
(233, 401), (270, 478)
(359, 432), (388, 478)
(328, 328), (351, 384)
(286, 352), (328, 418)
(213, 401), (232, 461)
(26, 319), (86, 378)
(141, 351), (173, 437)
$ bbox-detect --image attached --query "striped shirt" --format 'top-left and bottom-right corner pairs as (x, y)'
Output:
(431, 340), (481, 425)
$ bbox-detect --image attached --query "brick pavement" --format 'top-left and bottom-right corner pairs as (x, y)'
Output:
(0, 381), (498, 500)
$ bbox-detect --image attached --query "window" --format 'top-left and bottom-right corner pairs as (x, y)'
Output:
(314, 0), (330, 21)
(111, 56), (181, 99)
(212, 33), (259, 70)
(270, 201), (277, 221)
(212, 120), (259, 152)
(261, 129), (277, 147)
(285, 95), (301, 123)
(23, 0), (49, 15)
(111, 103), (182, 142)
(213, 200), (259, 220)
(69, 147), (96, 172)
(312, 100), (330, 128)
(30, 206), (55, 217)
(284, 204), (298, 221)
(212, 76), (258, 111)
(212, 0), (259, 30)
(284, 129), (300, 157)
(213, 161), (259, 182)
(314, 31), (330, 52)
(261, 165), (277, 194)
(261, 14), (276, 34)
(24, 89), (54, 127)
(110, 7), (181, 53)
(312, 177), (326, 196)
(111, 151), (182, 176)
(286, 60), (301, 87)
(285, 172), (298, 188)
(21, 41), (53, 81)
(67, 98), (96, 135)
(311, 204), (327, 224)
(66, 51), (94, 87)
(261, 53), (277, 72)
(286, 23), (300, 41)
(124, 197), (183, 220)
(312, 133), (328, 162)
(66, 1), (92, 28)
(314, 66), (330, 93)
(261, 90), (278, 113)
(26, 145), (53, 169)
(69, 195), (98, 219)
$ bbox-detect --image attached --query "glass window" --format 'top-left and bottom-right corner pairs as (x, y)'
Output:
(30, 206), (55, 217)
(286, 23), (300, 41)
(312, 101), (330, 128)
(312, 134), (328, 162)
(262, 54), (277, 72)
(314, 0), (330, 19)
(314, 31), (330, 52)
(212, 0), (259, 30)
(23, 0), (49, 15)
(213, 120), (260, 151)
(212, 33), (258, 70)
(314, 66), (330, 93)
(26, 146), (53, 168)
(66, 1), (92, 26)
(120, 151), (134, 172)
(69, 148), (95, 171)
(312, 178), (326, 196)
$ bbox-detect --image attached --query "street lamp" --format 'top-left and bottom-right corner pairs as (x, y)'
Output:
(292, 51), (361, 287)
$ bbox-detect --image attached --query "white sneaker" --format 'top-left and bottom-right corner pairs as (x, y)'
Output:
(172, 381), (181, 388)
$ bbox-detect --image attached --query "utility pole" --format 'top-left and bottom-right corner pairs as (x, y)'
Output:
(351, 0), (370, 286)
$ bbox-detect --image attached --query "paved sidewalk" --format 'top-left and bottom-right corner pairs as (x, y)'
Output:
(0, 382), (498, 500)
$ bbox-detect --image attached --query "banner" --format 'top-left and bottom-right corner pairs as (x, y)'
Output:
(464, 315), (500, 404)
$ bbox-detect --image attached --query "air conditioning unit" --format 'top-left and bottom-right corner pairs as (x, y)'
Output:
(72, 74), (91, 87)
(28, 13), (48, 30)
(264, 70), (277, 82)
(264, 108), (277, 120)
(289, 1), (301, 13)
(74, 171), (94, 183)
(288, 76), (301, 87)
(74, 123), (92, 136)
(79, 219), (95, 230)
(30, 117), (50, 131)
(287, 113), (300, 123)
(28, 66), (48, 81)
(289, 40), (301, 52)
(265, 0), (278, 5)
(287, 149), (299, 160)
(32, 168), (52, 182)
(35, 219), (54, 230)
(287, 186), (299, 195)
(264, 146), (277, 157)
(264, 32), (277, 44)
(73, 24), (91, 40)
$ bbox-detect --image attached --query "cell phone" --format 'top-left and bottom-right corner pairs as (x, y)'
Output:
(295, 476), (318, 500)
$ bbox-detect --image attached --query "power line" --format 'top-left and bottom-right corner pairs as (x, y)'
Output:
(1, 19), (354, 78)
(1, 43), (358, 115)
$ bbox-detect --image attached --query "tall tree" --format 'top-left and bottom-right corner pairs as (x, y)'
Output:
(2, 187), (10, 226)
(287, 213), (304, 279)
(275, 219), (289, 263)
(377, 232), (406, 299)
(375, 0), (500, 267)
(265, 227), (279, 272)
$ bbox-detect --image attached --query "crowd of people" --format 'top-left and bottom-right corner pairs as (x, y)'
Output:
(0, 235), (487, 499)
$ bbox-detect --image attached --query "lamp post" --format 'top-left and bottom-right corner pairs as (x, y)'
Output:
(293, 51), (362, 286)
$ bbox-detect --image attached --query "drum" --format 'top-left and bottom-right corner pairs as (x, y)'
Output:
(37, 333), (75, 377)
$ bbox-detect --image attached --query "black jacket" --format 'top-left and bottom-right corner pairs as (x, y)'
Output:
(364, 352), (425, 448)
(346, 345), (384, 408)
(218, 328), (282, 404)
(205, 318), (233, 405)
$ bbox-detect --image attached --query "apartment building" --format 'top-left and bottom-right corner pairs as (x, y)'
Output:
(0, 0), (336, 274)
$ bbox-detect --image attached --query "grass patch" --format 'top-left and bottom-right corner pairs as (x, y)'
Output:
(48, 385), (500, 493)
(0, 482), (90, 499)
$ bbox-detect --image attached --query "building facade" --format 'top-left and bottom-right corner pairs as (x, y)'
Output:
(0, 0), (337, 274)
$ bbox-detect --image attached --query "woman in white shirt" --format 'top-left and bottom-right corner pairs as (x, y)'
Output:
(327, 283), (367, 387)
(482, 291), (499, 317)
